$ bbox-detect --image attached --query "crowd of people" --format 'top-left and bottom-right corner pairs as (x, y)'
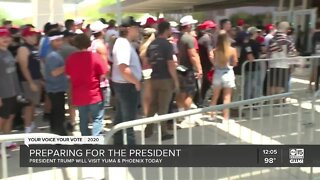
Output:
(1, 14), (320, 153)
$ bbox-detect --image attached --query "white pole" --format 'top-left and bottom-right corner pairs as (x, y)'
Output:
(278, 0), (284, 11)
(290, 0), (295, 11)
(302, 0), (308, 9)
(116, 0), (121, 25)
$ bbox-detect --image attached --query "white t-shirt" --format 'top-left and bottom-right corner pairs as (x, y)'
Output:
(264, 33), (274, 48)
(111, 37), (142, 83)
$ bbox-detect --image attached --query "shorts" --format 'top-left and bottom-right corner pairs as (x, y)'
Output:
(0, 96), (18, 119)
(268, 68), (290, 88)
(212, 69), (235, 88)
(22, 80), (42, 105)
(178, 71), (196, 95)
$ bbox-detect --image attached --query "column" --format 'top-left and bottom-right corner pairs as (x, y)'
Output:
(278, 0), (284, 11)
(289, 0), (295, 11)
(32, 0), (64, 30)
(302, 0), (308, 9)
(50, 0), (64, 24)
(116, 0), (122, 26)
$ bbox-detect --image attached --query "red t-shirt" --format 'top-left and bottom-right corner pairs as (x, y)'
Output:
(66, 51), (107, 106)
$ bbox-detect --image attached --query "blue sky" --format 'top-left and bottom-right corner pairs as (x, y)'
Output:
(0, 0), (99, 19)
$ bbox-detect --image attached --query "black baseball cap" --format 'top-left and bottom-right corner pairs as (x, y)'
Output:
(120, 16), (141, 27)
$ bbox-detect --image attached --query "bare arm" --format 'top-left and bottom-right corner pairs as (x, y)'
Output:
(51, 66), (65, 77)
(188, 48), (202, 75)
(168, 60), (179, 90)
(231, 48), (238, 67)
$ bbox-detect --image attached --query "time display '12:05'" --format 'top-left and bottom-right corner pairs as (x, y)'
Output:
(263, 149), (278, 155)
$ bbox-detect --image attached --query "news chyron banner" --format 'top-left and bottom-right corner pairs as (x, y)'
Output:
(20, 137), (320, 167)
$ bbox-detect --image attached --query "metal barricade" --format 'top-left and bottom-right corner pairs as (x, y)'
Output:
(102, 92), (319, 180)
(240, 55), (320, 101)
(0, 133), (60, 180)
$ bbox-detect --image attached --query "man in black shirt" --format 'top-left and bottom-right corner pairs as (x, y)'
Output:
(145, 21), (179, 140)
(196, 20), (216, 106)
(234, 27), (262, 100)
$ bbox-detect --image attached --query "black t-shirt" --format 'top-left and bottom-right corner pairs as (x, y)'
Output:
(234, 39), (260, 75)
(147, 38), (174, 79)
(198, 33), (213, 72)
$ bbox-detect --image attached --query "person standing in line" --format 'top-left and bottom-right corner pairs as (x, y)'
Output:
(242, 27), (263, 100)
(144, 21), (179, 140)
(0, 27), (22, 156)
(89, 21), (110, 107)
(139, 27), (156, 118)
(176, 15), (202, 117)
(267, 22), (297, 96)
(112, 16), (142, 145)
(58, 30), (78, 131)
(17, 27), (42, 133)
(66, 34), (107, 136)
(210, 30), (238, 121)
(197, 20), (216, 106)
(45, 30), (68, 136)
(38, 23), (59, 122)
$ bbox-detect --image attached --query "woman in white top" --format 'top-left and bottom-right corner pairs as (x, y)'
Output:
(210, 30), (238, 121)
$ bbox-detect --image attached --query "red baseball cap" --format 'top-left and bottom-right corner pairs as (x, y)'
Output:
(265, 24), (274, 31)
(145, 17), (156, 26)
(237, 19), (245, 26)
(21, 27), (38, 37)
(198, 20), (216, 30)
(0, 27), (11, 37)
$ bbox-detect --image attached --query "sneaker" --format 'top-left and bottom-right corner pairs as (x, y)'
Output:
(5, 143), (18, 150)
(190, 103), (198, 109)
(25, 122), (36, 133)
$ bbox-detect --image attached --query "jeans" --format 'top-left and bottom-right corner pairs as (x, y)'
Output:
(113, 82), (140, 145)
(78, 101), (104, 136)
(48, 92), (67, 136)
(244, 70), (265, 100)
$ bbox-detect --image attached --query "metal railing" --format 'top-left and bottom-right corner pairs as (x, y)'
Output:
(103, 92), (304, 180)
(0, 133), (59, 180)
(240, 55), (320, 101)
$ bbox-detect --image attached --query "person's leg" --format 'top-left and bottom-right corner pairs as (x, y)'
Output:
(90, 101), (105, 136)
(113, 93), (123, 144)
(23, 105), (35, 132)
(201, 72), (211, 104)
(145, 80), (157, 138)
(48, 93), (56, 134)
(157, 79), (174, 136)
(113, 83), (139, 145)
(56, 92), (67, 136)
(210, 87), (222, 117)
(142, 80), (152, 117)
(223, 88), (232, 120)
(244, 72), (252, 100)
(78, 105), (90, 136)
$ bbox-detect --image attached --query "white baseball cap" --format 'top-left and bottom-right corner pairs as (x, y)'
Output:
(90, 21), (108, 34)
(74, 18), (85, 26)
(180, 15), (198, 26)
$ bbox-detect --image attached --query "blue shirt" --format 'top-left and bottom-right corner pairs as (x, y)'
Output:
(45, 51), (67, 93)
(39, 36), (52, 59)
